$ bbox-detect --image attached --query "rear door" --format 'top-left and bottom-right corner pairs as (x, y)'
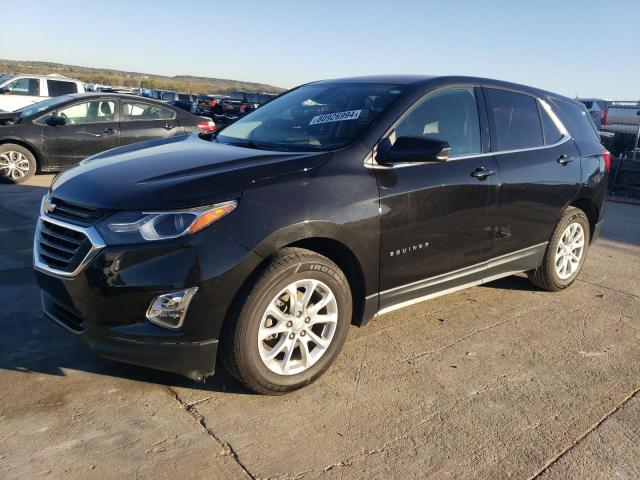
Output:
(485, 87), (580, 257)
(42, 98), (120, 167)
(118, 99), (181, 145)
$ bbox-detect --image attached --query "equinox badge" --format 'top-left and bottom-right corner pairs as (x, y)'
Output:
(389, 242), (429, 257)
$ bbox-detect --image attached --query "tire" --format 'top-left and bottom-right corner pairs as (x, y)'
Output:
(221, 247), (352, 395)
(528, 207), (590, 291)
(0, 143), (37, 184)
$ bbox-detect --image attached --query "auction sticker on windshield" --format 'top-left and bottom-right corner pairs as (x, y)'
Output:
(309, 110), (362, 125)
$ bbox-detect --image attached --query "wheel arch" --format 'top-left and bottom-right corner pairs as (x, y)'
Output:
(569, 197), (599, 243)
(0, 138), (45, 171)
(226, 219), (375, 330)
(285, 237), (367, 327)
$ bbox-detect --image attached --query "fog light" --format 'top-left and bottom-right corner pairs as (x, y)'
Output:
(146, 287), (198, 330)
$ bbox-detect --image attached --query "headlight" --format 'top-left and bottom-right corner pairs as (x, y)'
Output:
(96, 200), (237, 245)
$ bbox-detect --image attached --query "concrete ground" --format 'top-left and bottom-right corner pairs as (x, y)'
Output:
(1, 174), (638, 480)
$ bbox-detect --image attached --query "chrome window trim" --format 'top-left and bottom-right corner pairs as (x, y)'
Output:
(365, 85), (572, 170)
(33, 214), (106, 279)
(364, 133), (572, 170)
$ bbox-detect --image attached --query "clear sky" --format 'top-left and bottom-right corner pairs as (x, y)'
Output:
(1, 0), (638, 99)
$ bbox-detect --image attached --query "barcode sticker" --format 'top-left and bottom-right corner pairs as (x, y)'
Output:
(309, 110), (362, 125)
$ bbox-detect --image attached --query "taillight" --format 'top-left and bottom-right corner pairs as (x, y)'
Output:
(239, 104), (246, 113)
(601, 106), (608, 125)
(197, 120), (216, 133)
(209, 99), (217, 107)
(602, 148), (611, 172)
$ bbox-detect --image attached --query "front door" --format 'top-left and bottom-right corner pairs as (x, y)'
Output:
(376, 87), (499, 310)
(119, 99), (181, 146)
(43, 98), (120, 167)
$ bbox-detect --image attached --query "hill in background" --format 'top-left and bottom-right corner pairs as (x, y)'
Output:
(0, 59), (285, 95)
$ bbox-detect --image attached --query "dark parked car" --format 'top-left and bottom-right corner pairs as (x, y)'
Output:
(0, 93), (215, 182)
(191, 94), (228, 117)
(220, 91), (260, 117)
(34, 76), (609, 394)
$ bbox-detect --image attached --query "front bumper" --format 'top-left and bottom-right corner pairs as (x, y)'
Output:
(35, 219), (263, 380)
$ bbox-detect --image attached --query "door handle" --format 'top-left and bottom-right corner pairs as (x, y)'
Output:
(102, 128), (117, 135)
(471, 167), (496, 180)
(164, 123), (175, 130)
(557, 154), (573, 165)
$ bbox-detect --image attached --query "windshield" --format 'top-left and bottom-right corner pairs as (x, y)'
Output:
(216, 83), (405, 151)
(16, 96), (72, 118)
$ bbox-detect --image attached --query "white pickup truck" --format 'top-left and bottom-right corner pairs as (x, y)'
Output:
(579, 98), (640, 155)
(0, 74), (85, 111)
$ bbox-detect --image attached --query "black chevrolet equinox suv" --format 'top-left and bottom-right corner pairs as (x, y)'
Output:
(34, 76), (609, 394)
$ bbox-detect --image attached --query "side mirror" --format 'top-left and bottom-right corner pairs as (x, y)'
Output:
(46, 115), (66, 126)
(378, 136), (451, 164)
(0, 87), (10, 95)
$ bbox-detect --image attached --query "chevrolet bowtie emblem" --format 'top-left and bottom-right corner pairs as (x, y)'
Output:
(44, 201), (56, 214)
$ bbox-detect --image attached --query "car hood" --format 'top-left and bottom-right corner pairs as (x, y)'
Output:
(50, 135), (331, 210)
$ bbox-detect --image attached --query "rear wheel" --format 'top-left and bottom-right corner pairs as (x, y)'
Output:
(221, 248), (352, 395)
(0, 144), (36, 184)
(529, 207), (590, 291)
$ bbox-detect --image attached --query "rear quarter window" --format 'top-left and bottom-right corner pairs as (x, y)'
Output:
(554, 99), (599, 142)
(47, 80), (79, 96)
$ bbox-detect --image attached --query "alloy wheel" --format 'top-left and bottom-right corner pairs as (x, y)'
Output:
(258, 279), (338, 376)
(554, 222), (585, 280)
(0, 151), (30, 181)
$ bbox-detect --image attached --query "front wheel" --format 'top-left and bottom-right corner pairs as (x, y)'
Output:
(529, 207), (590, 291)
(221, 248), (352, 395)
(0, 144), (37, 184)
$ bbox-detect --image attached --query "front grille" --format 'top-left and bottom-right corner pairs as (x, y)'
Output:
(37, 219), (92, 273)
(48, 198), (107, 226)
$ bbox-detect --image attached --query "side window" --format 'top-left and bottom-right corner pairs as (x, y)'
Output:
(7, 78), (40, 96)
(487, 89), (543, 150)
(554, 99), (600, 142)
(57, 100), (115, 124)
(539, 101), (564, 145)
(122, 101), (175, 121)
(394, 87), (481, 157)
(47, 80), (78, 97)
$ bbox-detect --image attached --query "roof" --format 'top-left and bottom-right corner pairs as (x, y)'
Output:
(2, 73), (82, 82)
(312, 74), (575, 103)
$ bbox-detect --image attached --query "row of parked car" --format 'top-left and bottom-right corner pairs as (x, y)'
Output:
(0, 73), (279, 125)
(0, 73), (279, 183)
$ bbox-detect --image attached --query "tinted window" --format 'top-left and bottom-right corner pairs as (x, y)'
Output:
(488, 89), (543, 150)
(122, 101), (175, 120)
(217, 83), (404, 151)
(57, 100), (115, 124)
(47, 80), (78, 96)
(7, 78), (40, 96)
(555, 99), (599, 142)
(539, 102), (564, 145)
(395, 87), (481, 157)
(159, 92), (175, 101)
(178, 93), (191, 101)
